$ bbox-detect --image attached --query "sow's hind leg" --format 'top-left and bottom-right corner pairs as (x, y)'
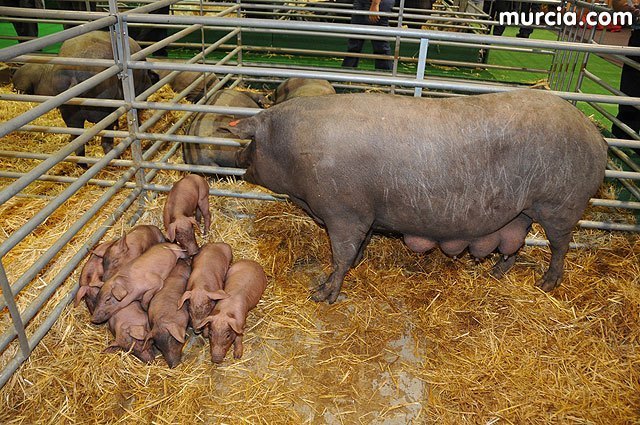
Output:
(529, 206), (580, 292)
(310, 212), (374, 304)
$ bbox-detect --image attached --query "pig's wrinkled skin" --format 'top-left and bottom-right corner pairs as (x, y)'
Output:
(12, 31), (159, 158)
(273, 78), (336, 104)
(163, 174), (211, 256)
(145, 259), (191, 368)
(178, 243), (232, 334)
(230, 90), (608, 303)
(201, 260), (267, 363)
(104, 301), (155, 363)
(74, 239), (115, 314)
(92, 243), (188, 324)
(183, 89), (260, 169)
(102, 224), (166, 281)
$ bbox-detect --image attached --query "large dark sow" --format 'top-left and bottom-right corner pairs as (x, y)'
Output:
(230, 90), (608, 303)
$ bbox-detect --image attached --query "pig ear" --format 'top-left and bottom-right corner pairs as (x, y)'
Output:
(74, 286), (89, 307)
(128, 325), (146, 341)
(88, 279), (103, 288)
(167, 223), (176, 242)
(91, 240), (112, 257)
(167, 323), (186, 344)
(177, 291), (191, 309)
(227, 313), (245, 335)
(103, 342), (122, 354)
(112, 283), (128, 301)
(142, 332), (153, 352)
(200, 315), (215, 327)
(206, 289), (229, 301)
(189, 216), (201, 234)
(116, 236), (128, 253)
(225, 116), (257, 140)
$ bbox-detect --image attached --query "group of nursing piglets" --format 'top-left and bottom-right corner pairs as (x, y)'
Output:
(74, 174), (267, 367)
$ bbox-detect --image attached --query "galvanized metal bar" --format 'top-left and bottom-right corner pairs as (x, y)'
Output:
(0, 106), (128, 207)
(0, 135), (133, 257)
(130, 60), (640, 105)
(582, 69), (640, 113)
(414, 38), (429, 98)
(0, 66), (122, 138)
(0, 263), (30, 357)
(124, 14), (640, 56)
(0, 12), (116, 62)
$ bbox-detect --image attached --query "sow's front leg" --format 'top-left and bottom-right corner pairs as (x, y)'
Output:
(311, 213), (374, 304)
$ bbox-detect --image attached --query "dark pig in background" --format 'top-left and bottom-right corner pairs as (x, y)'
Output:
(273, 78), (336, 104)
(145, 259), (191, 368)
(183, 89), (260, 169)
(178, 243), (232, 334)
(163, 174), (211, 256)
(102, 224), (166, 281)
(92, 243), (188, 324)
(150, 59), (220, 102)
(11, 31), (159, 158)
(104, 301), (155, 363)
(75, 239), (115, 314)
(229, 90), (608, 303)
(201, 260), (267, 363)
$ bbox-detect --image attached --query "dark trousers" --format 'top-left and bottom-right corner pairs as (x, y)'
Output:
(612, 30), (640, 144)
(342, 0), (394, 70)
(128, 5), (170, 57)
(1, 0), (39, 41)
(483, 0), (539, 36)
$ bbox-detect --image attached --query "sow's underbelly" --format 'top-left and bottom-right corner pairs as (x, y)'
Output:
(397, 213), (533, 258)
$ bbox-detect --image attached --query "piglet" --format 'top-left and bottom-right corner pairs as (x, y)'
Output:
(163, 174), (211, 256)
(92, 243), (188, 324)
(74, 239), (115, 314)
(178, 242), (232, 334)
(104, 301), (155, 363)
(102, 224), (166, 281)
(144, 259), (191, 368)
(201, 260), (267, 363)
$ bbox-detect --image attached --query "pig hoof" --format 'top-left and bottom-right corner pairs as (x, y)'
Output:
(535, 276), (561, 292)
(310, 284), (341, 303)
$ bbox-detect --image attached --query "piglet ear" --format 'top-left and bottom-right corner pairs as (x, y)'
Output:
(91, 240), (113, 257)
(177, 291), (191, 309)
(88, 279), (103, 288)
(166, 223), (176, 242)
(200, 315), (215, 327)
(74, 286), (89, 307)
(116, 235), (128, 253)
(129, 325), (146, 341)
(166, 322), (186, 344)
(142, 330), (154, 351)
(206, 289), (229, 301)
(103, 342), (121, 354)
(112, 283), (128, 301)
(227, 313), (245, 335)
(189, 216), (201, 234)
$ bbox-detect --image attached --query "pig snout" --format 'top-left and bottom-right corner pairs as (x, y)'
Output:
(153, 332), (184, 368)
(132, 342), (156, 364)
(91, 291), (119, 324)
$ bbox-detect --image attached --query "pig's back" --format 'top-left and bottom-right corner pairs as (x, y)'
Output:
(252, 91), (607, 238)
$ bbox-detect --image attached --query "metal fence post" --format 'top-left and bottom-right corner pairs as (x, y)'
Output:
(414, 37), (429, 97)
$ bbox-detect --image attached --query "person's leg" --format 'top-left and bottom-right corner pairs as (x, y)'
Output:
(372, 0), (394, 70)
(342, 0), (369, 68)
(517, 2), (538, 38)
(612, 30), (640, 145)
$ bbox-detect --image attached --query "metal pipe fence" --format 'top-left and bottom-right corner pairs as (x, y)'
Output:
(0, 0), (638, 389)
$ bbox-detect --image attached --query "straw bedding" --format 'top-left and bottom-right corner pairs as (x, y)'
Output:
(0, 85), (639, 424)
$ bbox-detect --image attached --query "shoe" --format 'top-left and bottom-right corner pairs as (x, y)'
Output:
(516, 33), (531, 38)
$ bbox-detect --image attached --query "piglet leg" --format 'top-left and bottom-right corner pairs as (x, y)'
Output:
(233, 335), (243, 359)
